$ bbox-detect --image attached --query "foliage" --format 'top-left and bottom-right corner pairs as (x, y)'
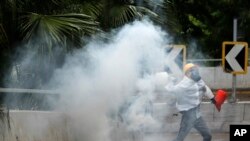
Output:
(1, 0), (250, 88)
(152, 0), (250, 59)
(19, 12), (99, 48)
(0, 0), (158, 88)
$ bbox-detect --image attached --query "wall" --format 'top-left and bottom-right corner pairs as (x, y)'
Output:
(199, 67), (250, 89)
(153, 102), (250, 133)
(0, 102), (249, 141)
(0, 111), (68, 141)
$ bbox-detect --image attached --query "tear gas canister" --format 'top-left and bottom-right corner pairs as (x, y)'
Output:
(215, 89), (228, 112)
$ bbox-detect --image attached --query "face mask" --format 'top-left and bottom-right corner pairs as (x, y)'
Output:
(190, 69), (201, 82)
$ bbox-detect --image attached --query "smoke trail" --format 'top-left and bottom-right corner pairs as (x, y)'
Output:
(47, 20), (173, 141)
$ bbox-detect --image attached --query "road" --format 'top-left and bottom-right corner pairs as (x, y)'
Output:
(144, 132), (229, 141)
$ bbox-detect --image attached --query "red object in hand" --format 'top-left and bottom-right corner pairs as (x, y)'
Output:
(215, 89), (228, 112)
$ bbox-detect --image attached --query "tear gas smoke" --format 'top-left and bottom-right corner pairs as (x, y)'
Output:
(187, 40), (212, 66)
(2, 19), (179, 141)
(47, 20), (173, 141)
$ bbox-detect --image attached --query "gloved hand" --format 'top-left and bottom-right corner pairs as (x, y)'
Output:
(210, 97), (216, 105)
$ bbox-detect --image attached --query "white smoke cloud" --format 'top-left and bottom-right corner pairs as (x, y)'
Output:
(2, 16), (227, 141)
(46, 20), (173, 141)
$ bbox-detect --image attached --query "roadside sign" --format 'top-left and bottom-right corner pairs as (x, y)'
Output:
(222, 41), (248, 74)
(165, 45), (186, 75)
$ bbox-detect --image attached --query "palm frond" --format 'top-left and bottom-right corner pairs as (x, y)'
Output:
(161, 0), (183, 34)
(19, 12), (99, 46)
(108, 5), (139, 27)
(80, 2), (103, 19)
(136, 6), (158, 19)
(0, 24), (9, 47)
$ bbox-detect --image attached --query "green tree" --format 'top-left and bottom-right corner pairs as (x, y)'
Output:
(1, 0), (157, 88)
(157, 0), (250, 60)
(0, 0), (100, 87)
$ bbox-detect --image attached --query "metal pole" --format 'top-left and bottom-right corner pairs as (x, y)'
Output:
(231, 18), (237, 103)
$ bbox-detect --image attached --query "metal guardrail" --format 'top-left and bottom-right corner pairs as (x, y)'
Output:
(188, 58), (250, 61)
(188, 59), (222, 62)
(1, 87), (250, 95)
(0, 88), (58, 95)
(0, 88), (60, 110)
(211, 88), (250, 93)
(187, 58), (250, 63)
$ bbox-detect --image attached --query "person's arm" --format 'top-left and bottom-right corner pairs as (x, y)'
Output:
(204, 85), (216, 104)
(165, 82), (181, 95)
(164, 82), (179, 116)
(164, 79), (181, 107)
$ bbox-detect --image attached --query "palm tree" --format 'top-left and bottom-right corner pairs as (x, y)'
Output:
(1, 0), (159, 88)
(20, 12), (99, 49)
(0, 0), (101, 87)
(69, 0), (158, 31)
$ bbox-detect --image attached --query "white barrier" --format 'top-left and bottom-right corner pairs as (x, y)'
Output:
(153, 102), (250, 133)
(199, 67), (250, 89)
(0, 111), (67, 141)
(0, 102), (248, 140)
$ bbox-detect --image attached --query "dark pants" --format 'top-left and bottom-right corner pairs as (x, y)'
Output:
(173, 107), (212, 141)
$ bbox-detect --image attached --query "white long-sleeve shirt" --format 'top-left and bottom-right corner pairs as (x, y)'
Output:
(165, 76), (214, 112)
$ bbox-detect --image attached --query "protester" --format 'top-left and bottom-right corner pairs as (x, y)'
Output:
(165, 63), (216, 141)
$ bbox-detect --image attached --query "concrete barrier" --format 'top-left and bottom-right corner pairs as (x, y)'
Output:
(153, 102), (250, 133)
(0, 110), (142, 141)
(0, 102), (250, 140)
(199, 67), (250, 89)
(0, 111), (68, 141)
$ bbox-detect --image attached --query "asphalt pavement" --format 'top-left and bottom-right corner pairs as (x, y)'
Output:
(143, 132), (229, 141)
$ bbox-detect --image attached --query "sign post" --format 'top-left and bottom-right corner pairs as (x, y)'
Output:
(232, 19), (237, 103)
(222, 19), (248, 103)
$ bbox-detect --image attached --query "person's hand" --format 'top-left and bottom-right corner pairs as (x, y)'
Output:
(168, 76), (177, 84)
(210, 97), (217, 105)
